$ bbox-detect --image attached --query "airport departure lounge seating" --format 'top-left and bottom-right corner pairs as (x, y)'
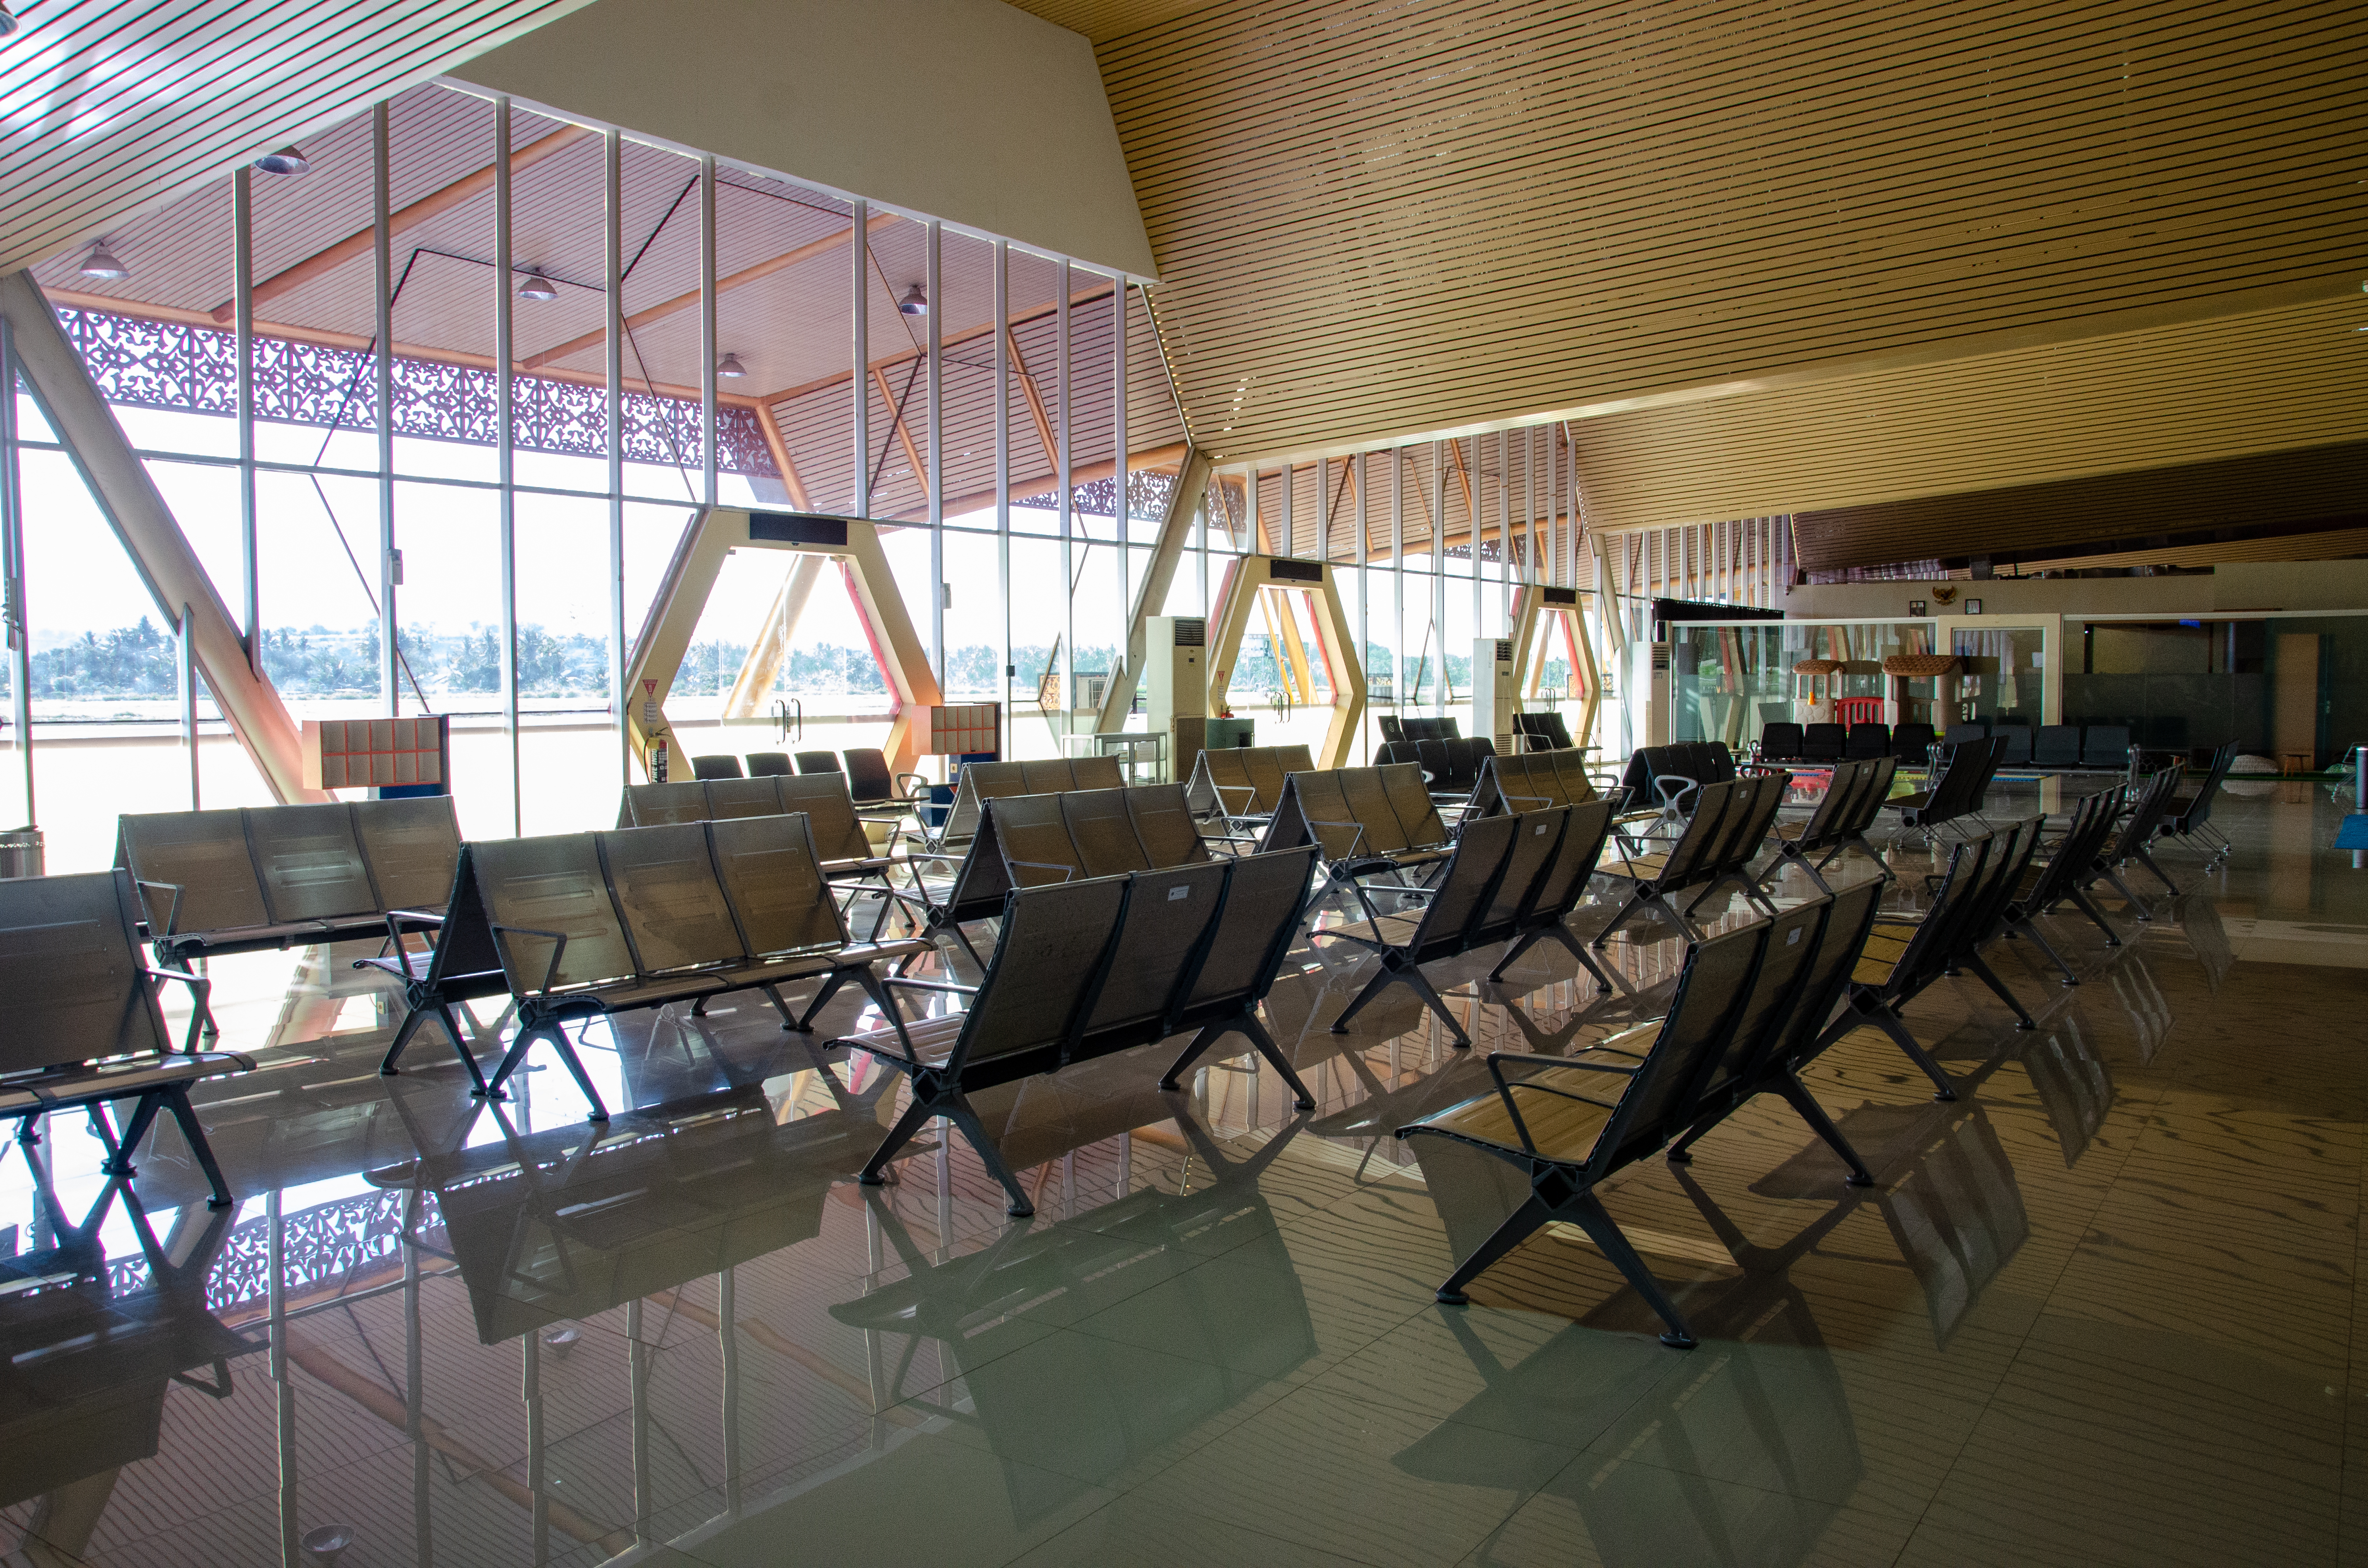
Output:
(1316, 812), (1522, 1045)
(1183, 745), (1317, 826)
(0, 870), (250, 1209)
(457, 814), (928, 1120)
(2005, 784), (2128, 974)
(900, 783), (1222, 963)
(1257, 762), (1456, 906)
(834, 846), (1321, 1215)
(116, 798), (463, 1033)
(1462, 749), (1607, 818)
(1592, 775), (1785, 944)
(620, 772), (907, 934)
(1399, 917), (1775, 1347)
(1763, 756), (1895, 892)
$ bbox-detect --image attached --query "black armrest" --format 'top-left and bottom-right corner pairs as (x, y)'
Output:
(489, 923), (570, 996)
(136, 878), (185, 940)
(145, 965), (212, 1054)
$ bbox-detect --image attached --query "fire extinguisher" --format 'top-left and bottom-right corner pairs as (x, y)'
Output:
(651, 734), (669, 783)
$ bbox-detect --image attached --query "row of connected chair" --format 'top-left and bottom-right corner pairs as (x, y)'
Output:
(689, 745), (925, 809)
(833, 846), (1323, 1215)
(1376, 736), (1497, 795)
(1763, 756), (1897, 891)
(1944, 720), (2129, 771)
(1593, 774), (1789, 944)
(1401, 881), (1889, 1346)
(898, 782), (1221, 962)
(1182, 745), (1317, 827)
(1322, 801), (1619, 1043)
(115, 797), (462, 970)
(374, 812), (925, 1119)
(620, 771), (905, 935)
(1761, 721), (1936, 764)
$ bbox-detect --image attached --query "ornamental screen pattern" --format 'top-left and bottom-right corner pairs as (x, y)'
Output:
(58, 307), (778, 477)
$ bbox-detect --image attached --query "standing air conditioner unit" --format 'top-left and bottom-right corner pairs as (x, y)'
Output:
(1146, 616), (1208, 782)
(1472, 637), (1517, 759)
(1629, 642), (1672, 749)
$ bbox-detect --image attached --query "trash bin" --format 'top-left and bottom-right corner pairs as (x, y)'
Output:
(0, 827), (42, 880)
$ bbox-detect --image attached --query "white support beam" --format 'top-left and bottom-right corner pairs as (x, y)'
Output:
(0, 271), (327, 804)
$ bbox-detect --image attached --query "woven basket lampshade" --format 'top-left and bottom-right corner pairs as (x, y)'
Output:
(1881, 653), (1961, 677)
(1791, 659), (1846, 675)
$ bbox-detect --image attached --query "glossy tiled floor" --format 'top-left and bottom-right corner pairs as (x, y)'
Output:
(3, 779), (2365, 1567)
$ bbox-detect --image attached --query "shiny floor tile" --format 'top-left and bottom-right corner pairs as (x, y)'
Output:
(7, 784), (2368, 1565)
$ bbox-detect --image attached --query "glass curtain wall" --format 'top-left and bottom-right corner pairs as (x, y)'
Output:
(4, 80), (1195, 866)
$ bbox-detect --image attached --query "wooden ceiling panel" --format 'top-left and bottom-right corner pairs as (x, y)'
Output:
(0, 0), (596, 279)
(1011, 0), (2367, 463)
(1568, 293), (2368, 562)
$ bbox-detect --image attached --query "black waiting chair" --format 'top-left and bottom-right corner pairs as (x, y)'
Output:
(2032, 725), (2082, 769)
(1398, 918), (1771, 1347)
(1993, 723), (2032, 765)
(795, 750), (842, 775)
(1890, 722), (1936, 760)
(364, 847), (513, 1094)
(2160, 743), (2235, 862)
(1845, 722), (1890, 760)
(835, 848), (1321, 1215)
(2084, 766), (2185, 914)
(1415, 739), (1453, 791)
(1942, 723), (1987, 747)
(1379, 715), (1406, 744)
(1814, 831), (2011, 1100)
(1760, 722), (1805, 762)
(691, 754), (745, 780)
(744, 752), (793, 777)
(1800, 723), (1845, 763)
(1320, 814), (1521, 1046)
(2080, 724), (2131, 770)
(2003, 785), (2126, 982)
(0, 870), (250, 1209)
(1486, 800), (1618, 991)
(1764, 756), (1892, 893)
(843, 747), (927, 809)
(1665, 880), (1891, 1186)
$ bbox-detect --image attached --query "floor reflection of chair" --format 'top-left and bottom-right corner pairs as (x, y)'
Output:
(829, 1109), (1318, 1523)
(372, 1059), (888, 1344)
(1395, 1176), (1863, 1568)
(0, 1192), (248, 1535)
(2017, 1014), (2114, 1166)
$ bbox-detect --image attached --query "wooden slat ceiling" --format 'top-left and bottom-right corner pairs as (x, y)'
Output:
(31, 80), (1186, 510)
(0, 0), (596, 279)
(1010, 0), (2367, 481)
(1571, 292), (2368, 557)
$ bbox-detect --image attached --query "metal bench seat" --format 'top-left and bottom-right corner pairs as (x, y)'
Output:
(0, 870), (251, 1209)
(460, 813), (922, 1120)
(836, 845), (1320, 1214)
(117, 798), (463, 1036)
(1399, 918), (1771, 1347)
(1593, 774), (1785, 944)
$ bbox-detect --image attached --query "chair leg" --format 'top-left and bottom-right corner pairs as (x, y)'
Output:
(91, 1094), (150, 1176)
(162, 1087), (236, 1208)
(1158, 1021), (1227, 1091)
(2100, 866), (2153, 920)
(2133, 845), (2180, 896)
(2068, 885), (2123, 945)
(939, 1091), (1034, 1217)
(1487, 927), (1543, 981)
(1233, 1013), (1318, 1110)
(1591, 886), (1652, 948)
(795, 970), (851, 1030)
(1399, 963), (1475, 1048)
(376, 1004), (432, 1077)
(546, 1023), (612, 1122)
(1868, 1006), (1958, 1102)
(855, 1090), (936, 1188)
(2013, 916), (2079, 986)
(1540, 922), (1620, 994)
(1770, 1075), (1876, 1187)
(1328, 968), (1396, 1034)
(1563, 1192), (1697, 1349)
(1959, 951), (2035, 1029)
(758, 983), (802, 1030)
(1434, 1190), (1555, 1306)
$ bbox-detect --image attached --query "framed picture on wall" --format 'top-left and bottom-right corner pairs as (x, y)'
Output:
(1909, 600), (1927, 616)
(1965, 599), (1984, 615)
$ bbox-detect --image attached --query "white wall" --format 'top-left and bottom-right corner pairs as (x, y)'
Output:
(448, 0), (1155, 278)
